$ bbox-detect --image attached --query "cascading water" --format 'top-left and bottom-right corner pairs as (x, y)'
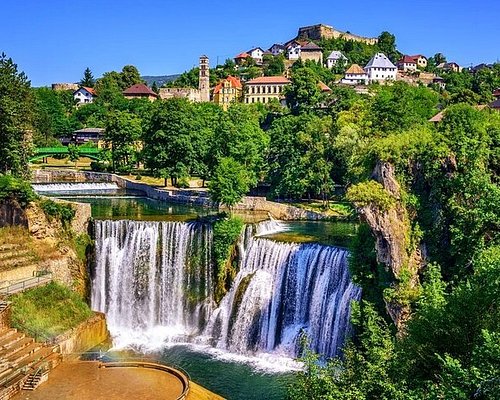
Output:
(91, 219), (361, 361)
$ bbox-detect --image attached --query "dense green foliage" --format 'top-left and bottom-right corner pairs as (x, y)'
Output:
(39, 198), (75, 226)
(0, 53), (34, 177)
(0, 174), (37, 206)
(11, 282), (93, 339)
(209, 157), (251, 208)
(212, 217), (244, 302)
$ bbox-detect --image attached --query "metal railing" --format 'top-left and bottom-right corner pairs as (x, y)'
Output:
(0, 272), (53, 296)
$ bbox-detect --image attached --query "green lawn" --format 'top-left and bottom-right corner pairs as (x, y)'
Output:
(10, 282), (93, 340)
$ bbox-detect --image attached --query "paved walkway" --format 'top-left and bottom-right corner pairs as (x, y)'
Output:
(13, 361), (225, 400)
(0, 275), (52, 296)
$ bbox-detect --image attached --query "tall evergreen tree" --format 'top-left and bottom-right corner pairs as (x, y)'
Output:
(0, 53), (34, 177)
(79, 67), (95, 87)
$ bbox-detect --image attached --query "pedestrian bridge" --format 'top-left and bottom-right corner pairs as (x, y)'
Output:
(30, 146), (101, 161)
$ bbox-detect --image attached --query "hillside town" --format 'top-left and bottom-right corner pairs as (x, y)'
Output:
(53, 23), (499, 120)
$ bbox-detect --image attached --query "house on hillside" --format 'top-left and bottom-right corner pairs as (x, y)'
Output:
(410, 55), (428, 69)
(433, 76), (446, 90)
(397, 55), (418, 72)
(364, 52), (397, 83)
(285, 40), (306, 60)
(244, 76), (290, 104)
(326, 51), (348, 69)
(73, 87), (96, 105)
(437, 62), (462, 73)
(300, 42), (323, 64)
(341, 64), (368, 85)
(234, 52), (250, 66)
(269, 43), (285, 56)
(490, 98), (500, 110)
(247, 47), (265, 64)
(71, 128), (105, 147)
(213, 76), (243, 110)
(123, 83), (158, 101)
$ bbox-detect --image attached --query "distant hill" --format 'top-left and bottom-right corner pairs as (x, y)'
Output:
(142, 74), (180, 87)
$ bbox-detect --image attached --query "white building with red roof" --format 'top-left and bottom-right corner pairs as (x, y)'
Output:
(73, 86), (97, 106)
(244, 76), (291, 104)
(397, 55), (418, 72)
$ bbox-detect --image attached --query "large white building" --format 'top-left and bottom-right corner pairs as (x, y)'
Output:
(364, 52), (397, 83)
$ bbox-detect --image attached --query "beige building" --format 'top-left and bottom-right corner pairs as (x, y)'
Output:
(123, 83), (158, 101)
(300, 42), (323, 64)
(213, 76), (243, 110)
(244, 76), (291, 104)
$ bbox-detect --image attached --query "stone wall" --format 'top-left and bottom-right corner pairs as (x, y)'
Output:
(298, 24), (378, 45)
(0, 304), (11, 332)
(54, 312), (110, 358)
(0, 200), (28, 228)
(31, 170), (329, 220)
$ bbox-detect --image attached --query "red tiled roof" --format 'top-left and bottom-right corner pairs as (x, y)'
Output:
(123, 83), (157, 97)
(213, 76), (242, 94)
(235, 52), (250, 59)
(493, 88), (500, 97)
(246, 76), (291, 85)
(398, 55), (417, 64)
(82, 86), (97, 96)
(410, 54), (426, 60)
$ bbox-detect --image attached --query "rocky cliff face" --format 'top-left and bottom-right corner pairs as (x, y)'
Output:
(354, 162), (426, 330)
(25, 201), (91, 296)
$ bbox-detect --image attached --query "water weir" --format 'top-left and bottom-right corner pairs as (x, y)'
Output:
(91, 220), (361, 359)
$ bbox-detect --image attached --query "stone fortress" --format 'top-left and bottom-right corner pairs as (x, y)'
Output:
(297, 24), (378, 45)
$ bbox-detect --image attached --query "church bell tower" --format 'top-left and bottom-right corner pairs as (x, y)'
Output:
(199, 55), (210, 102)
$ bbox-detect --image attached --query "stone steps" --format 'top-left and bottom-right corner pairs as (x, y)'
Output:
(0, 255), (37, 270)
(0, 249), (32, 261)
(0, 337), (34, 360)
(0, 332), (25, 350)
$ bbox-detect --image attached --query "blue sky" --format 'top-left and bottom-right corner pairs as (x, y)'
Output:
(1, 0), (499, 86)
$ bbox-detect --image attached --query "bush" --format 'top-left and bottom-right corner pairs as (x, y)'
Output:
(135, 173), (142, 181)
(347, 180), (396, 211)
(39, 198), (75, 226)
(0, 174), (37, 207)
(10, 282), (93, 339)
(176, 176), (190, 188)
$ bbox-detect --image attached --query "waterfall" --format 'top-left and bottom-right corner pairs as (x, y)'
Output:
(32, 182), (120, 193)
(91, 220), (361, 359)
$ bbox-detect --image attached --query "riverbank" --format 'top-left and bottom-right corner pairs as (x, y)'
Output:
(31, 169), (335, 221)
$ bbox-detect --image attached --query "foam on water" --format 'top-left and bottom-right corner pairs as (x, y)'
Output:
(32, 182), (120, 192)
(91, 219), (361, 371)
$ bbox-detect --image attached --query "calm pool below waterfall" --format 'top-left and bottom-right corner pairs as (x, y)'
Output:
(41, 187), (360, 400)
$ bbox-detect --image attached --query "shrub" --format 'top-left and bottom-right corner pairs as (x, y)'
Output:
(176, 176), (190, 188)
(347, 180), (396, 211)
(39, 198), (75, 226)
(0, 174), (37, 207)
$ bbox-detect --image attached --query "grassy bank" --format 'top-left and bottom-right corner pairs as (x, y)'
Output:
(10, 282), (93, 340)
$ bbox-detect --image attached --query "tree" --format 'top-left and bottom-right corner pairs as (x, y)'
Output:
(377, 31), (400, 61)
(120, 65), (143, 89)
(79, 67), (95, 87)
(151, 81), (159, 94)
(209, 157), (250, 210)
(285, 67), (323, 114)
(143, 98), (197, 186)
(0, 53), (34, 177)
(104, 110), (141, 172)
(67, 144), (80, 168)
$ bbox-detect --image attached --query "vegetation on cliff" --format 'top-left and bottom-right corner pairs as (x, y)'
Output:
(10, 282), (93, 339)
(212, 216), (243, 302)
